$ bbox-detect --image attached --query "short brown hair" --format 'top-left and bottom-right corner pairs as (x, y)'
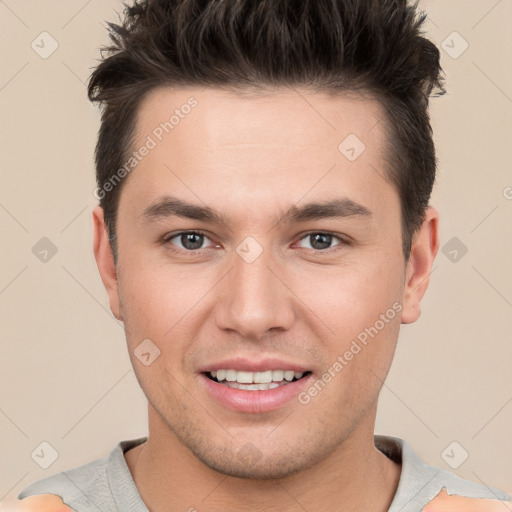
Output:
(88, 0), (445, 263)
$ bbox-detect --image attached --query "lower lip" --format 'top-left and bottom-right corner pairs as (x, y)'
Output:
(200, 373), (313, 413)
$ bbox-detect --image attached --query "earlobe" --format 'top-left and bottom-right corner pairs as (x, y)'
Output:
(92, 206), (123, 321)
(401, 206), (440, 325)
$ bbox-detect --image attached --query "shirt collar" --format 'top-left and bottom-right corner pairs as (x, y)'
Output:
(107, 434), (510, 512)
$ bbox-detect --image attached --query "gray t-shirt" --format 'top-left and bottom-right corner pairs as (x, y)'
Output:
(17, 435), (512, 511)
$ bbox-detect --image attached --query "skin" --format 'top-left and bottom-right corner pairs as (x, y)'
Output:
(422, 490), (510, 512)
(0, 494), (72, 511)
(93, 86), (439, 511)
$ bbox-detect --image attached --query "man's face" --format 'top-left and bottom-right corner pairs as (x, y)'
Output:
(106, 87), (409, 478)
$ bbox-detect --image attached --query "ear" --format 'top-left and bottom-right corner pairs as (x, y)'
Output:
(92, 206), (122, 321)
(401, 206), (439, 324)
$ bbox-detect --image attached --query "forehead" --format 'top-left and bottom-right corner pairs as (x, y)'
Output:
(121, 86), (396, 226)
(135, 85), (386, 150)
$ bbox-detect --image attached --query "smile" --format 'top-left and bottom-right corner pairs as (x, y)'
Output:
(207, 369), (309, 391)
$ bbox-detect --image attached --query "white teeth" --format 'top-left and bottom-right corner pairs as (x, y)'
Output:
(272, 370), (284, 381)
(254, 370), (272, 384)
(209, 369), (307, 387)
(225, 369), (237, 382)
(236, 371), (253, 384)
(284, 371), (295, 381)
(223, 381), (287, 391)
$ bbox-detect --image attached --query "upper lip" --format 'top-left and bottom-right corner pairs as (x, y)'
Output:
(198, 357), (310, 374)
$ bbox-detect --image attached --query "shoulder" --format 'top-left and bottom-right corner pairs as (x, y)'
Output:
(0, 494), (73, 511)
(376, 435), (512, 512)
(16, 450), (112, 510)
(423, 488), (512, 511)
(15, 437), (146, 511)
(427, 462), (512, 502)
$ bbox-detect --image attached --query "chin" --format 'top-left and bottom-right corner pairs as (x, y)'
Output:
(189, 439), (330, 480)
(200, 455), (309, 480)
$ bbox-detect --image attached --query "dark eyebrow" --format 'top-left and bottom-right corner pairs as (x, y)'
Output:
(139, 195), (372, 227)
(280, 198), (372, 224)
(140, 196), (227, 224)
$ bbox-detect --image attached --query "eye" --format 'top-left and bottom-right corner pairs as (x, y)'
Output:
(164, 231), (217, 252)
(295, 232), (347, 252)
(163, 230), (349, 255)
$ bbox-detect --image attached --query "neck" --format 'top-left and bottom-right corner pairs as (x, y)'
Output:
(126, 407), (401, 512)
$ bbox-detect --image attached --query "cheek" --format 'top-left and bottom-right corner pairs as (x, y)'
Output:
(293, 256), (403, 333)
(121, 271), (176, 333)
(117, 256), (219, 351)
(301, 313), (400, 425)
(294, 257), (403, 387)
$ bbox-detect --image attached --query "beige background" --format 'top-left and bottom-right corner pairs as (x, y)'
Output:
(1, 0), (511, 502)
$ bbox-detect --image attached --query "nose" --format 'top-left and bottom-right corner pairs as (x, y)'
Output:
(214, 242), (295, 340)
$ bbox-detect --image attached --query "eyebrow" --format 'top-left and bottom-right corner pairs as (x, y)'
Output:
(139, 195), (372, 227)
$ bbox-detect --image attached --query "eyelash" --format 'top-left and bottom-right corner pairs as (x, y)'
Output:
(162, 230), (350, 255)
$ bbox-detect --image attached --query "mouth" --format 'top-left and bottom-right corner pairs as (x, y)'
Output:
(198, 358), (314, 412)
(204, 369), (312, 391)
